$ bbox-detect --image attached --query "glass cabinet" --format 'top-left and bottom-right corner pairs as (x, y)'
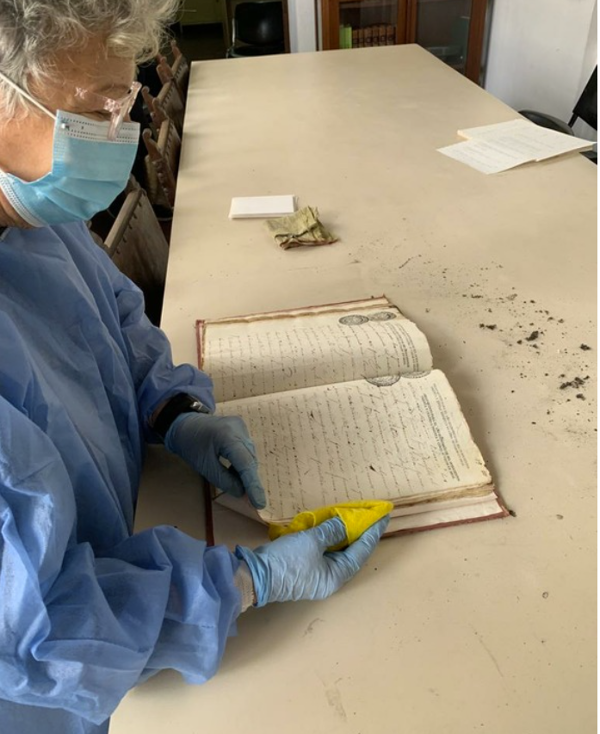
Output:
(406, 0), (488, 81)
(321, 0), (490, 84)
(322, 0), (407, 50)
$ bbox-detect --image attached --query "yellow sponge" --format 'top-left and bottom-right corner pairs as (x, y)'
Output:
(268, 500), (393, 551)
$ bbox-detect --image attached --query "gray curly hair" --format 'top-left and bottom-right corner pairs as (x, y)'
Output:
(0, 0), (181, 118)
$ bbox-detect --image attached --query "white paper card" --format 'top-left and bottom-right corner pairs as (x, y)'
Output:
(229, 195), (297, 219)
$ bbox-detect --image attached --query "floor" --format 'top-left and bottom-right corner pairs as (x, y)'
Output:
(173, 23), (227, 62)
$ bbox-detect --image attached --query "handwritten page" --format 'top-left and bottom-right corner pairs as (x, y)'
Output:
(217, 370), (492, 523)
(204, 301), (432, 403)
(458, 119), (593, 162)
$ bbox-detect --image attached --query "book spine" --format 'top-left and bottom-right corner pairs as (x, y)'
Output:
(379, 24), (386, 46)
(386, 25), (395, 45)
(358, 27), (364, 48)
(352, 28), (358, 48)
(339, 25), (351, 49)
(365, 26), (372, 47)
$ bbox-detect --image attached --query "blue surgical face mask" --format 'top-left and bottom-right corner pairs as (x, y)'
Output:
(0, 73), (140, 227)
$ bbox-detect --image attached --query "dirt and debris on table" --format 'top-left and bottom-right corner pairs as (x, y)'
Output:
(386, 258), (594, 435)
(560, 376), (589, 390)
(452, 266), (595, 434)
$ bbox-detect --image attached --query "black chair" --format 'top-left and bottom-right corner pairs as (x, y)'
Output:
(226, 1), (285, 58)
(519, 66), (597, 163)
(570, 66), (597, 130)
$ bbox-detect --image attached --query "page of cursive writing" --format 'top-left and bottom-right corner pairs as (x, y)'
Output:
(204, 304), (432, 402)
(217, 370), (491, 522)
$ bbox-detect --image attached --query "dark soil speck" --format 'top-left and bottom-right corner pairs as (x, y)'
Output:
(560, 377), (587, 390)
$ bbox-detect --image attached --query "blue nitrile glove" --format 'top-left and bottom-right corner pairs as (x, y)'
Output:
(164, 413), (266, 509)
(235, 515), (389, 606)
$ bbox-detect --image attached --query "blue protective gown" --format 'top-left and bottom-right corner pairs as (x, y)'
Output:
(0, 222), (242, 733)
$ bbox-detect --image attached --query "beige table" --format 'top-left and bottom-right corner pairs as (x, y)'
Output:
(111, 46), (597, 734)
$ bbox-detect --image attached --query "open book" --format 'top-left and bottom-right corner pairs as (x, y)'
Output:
(196, 297), (508, 537)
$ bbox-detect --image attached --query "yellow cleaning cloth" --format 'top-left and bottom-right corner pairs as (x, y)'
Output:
(268, 500), (393, 551)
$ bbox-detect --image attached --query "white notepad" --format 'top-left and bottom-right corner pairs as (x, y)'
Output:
(229, 195), (297, 219)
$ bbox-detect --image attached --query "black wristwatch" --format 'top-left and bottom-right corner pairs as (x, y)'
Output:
(153, 393), (211, 439)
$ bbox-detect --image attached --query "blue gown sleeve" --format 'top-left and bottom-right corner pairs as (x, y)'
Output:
(97, 235), (216, 441)
(0, 396), (242, 725)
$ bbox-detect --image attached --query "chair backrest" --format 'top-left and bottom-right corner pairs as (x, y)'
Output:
(104, 189), (169, 325)
(569, 66), (597, 131)
(234, 1), (284, 46)
(142, 85), (165, 135)
(142, 119), (181, 210)
(156, 40), (190, 93)
(157, 57), (188, 107)
(142, 81), (184, 136)
(157, 58), (174, 88)
(171, 40), (190, 95)
(157, 79), (185, 134)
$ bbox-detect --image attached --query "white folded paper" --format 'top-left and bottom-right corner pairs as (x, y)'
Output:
(459, 119), (593, 162)
(438, 118), (593, 174)
(438, 138), (531, 174)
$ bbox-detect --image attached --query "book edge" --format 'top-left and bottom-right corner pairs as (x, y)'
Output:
(205, 492), (511, 544)
(382, 497), (510, 538)
(200, 295), (391, 325)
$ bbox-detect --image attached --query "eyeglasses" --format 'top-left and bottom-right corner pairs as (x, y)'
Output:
(0, 70), (141, 141)
(73, 82), (142, 140)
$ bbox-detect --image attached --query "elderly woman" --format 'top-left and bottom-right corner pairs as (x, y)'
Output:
(0, 2), (388, 733)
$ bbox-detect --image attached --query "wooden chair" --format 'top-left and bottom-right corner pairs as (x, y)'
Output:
(141, 79), (185, 136)
(88, 175), (142, 243)
(104, 188), (169, 326)
(157, 40), (190, 102)
(141, 85), (161, 136)
(142, 118), (182, 212)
